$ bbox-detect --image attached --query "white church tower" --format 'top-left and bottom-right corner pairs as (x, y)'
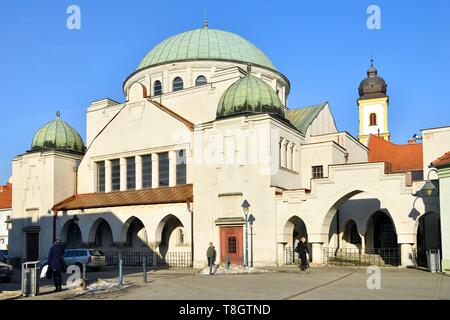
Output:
(357, 59), (390, 145)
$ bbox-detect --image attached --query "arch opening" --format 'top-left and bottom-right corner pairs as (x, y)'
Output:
(195, 75), (207, 86)
(61, 220), (82, 249)
(369, 113), (377, 126)
(364, 210), (399, 265)
(156, 215), (186, 257)
(283, 216), (309, 264)
(121, 217), (149, 251)
(416, 212), (441, 268)
(172, 77), (184, 92)
(90, 219), (114, 249)
(343, 220), (361, 247)
(153, 80), (162, 96)
(321, 188), (402, 266)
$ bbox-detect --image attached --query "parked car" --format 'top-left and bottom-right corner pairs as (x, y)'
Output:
(0, 250), (7, 263)
(41, 249), (106, 272)
(0, 261), (13, 283)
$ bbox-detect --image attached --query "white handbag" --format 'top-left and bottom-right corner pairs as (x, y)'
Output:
(40, 264), (49, 279)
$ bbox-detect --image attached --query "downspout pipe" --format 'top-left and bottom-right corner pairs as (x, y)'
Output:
(187, 200), (194, 268)
(52, 209), (57, 242)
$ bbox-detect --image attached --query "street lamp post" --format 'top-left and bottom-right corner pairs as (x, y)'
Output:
(248, 214), (255, 268)
(241, 200), (250, 267)
(72, 215), (79, 247)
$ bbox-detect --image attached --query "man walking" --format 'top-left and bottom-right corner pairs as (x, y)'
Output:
(295, 236), (310, 272)
(47, 239), (65, 292)
(206, 242), (216, 275)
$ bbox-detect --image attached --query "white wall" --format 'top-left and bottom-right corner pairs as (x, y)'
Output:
(10, 151), (81, 261)
(192, 114), (287, 267)
(305, 104), (338, 138)
(309, 132), (368, 164)
(77, 98), (193, 194)
(422, 126), (450, 179)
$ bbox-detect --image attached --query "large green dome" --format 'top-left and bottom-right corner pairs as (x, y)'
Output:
(137, 28), (276, 71)
(217, 74), (284, 119)
(31, 112), (85, 153)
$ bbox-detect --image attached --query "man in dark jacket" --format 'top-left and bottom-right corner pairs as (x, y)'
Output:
(295, 236), (310, 272)
(47, 239), (65, 292)
(206, 242), (216, 275)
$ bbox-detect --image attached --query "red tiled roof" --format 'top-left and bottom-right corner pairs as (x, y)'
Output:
(431, 151), (450, 167)
(0, 183), (12, 209)
(52, 184), (193, 211)
(368, 135), (423, 173)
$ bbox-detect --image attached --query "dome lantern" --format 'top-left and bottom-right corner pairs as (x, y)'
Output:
(31, 112), (85, 154)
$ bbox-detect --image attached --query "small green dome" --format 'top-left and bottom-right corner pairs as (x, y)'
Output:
(31, 112), (85, 153)
(137, 28), (275, 71)
(217, 74), (284, 119)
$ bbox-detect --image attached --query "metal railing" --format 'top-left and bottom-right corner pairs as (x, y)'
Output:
(323, 247), (404, 267)
(284, 247), (298, 265)
(103, 251), (191, 268)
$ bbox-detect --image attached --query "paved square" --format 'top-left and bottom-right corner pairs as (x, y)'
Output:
(2, 266), (449, 300)
(55, 267), (450, 300)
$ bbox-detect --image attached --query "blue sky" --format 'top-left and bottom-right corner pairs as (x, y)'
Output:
(0, 0), (449, 183)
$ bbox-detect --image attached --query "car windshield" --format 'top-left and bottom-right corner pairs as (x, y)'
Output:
(89, 250), (103, 256)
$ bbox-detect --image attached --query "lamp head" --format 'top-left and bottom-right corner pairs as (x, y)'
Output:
(241, 199), (250, 214)
(248, 214), (255, 226)
(422, 181), (436, 197)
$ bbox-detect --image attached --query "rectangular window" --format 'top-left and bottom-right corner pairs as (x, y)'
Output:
(158, 152), (169, 187)
(111, 159), (120, 191)
(228, 237), (237, 254)
(176, 149), (187, 185)
(142, 155), (152, 188)
(126, 157), (136, 190)
(96, 161), (105, 192)
(312, 165), (324, 179)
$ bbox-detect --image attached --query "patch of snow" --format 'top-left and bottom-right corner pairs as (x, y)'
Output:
(198, 264), (270, 275)
(73, 279), (132, 295)
(0, 290), (22, 300)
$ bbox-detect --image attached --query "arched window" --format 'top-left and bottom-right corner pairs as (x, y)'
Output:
(153, 80), (162, 96)
(369, 113), (377, 126)
(172, 77), (184, 91)
(350, 222), (361, 244)
(195, 75), (207, 86)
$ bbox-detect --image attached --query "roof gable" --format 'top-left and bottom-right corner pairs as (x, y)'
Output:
(285, 102), (327, 135)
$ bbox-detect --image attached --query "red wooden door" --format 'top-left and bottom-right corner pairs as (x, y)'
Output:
(220, 227), (243, 265)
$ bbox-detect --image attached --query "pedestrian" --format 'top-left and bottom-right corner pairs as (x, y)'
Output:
(47, 239), (65, 292)
(206, 242), (216, 275)
(295, 236), (310, 272)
